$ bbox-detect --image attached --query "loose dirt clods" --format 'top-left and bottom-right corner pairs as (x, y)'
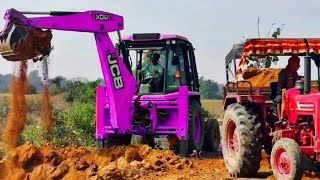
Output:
(0, 143), (194, 180)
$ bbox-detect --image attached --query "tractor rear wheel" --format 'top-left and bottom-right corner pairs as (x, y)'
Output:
(222, 103), (262, 177)
(203, 118), (221, 152)
(178, 100), (205, 157)
(103, 134), (132, 148)
(271, 138), (303, 180)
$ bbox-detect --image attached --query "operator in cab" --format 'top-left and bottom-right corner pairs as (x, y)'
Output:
(139, 53), (163, 91)
(274, 55), (301, 121)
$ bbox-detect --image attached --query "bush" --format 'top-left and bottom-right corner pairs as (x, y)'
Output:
(21, 79), (101, 147)
(48, 103), (95, 147)
(27, 97), (41, 114)
(26, 84), (38, 94)
(0, 97), (9, 119)
(202, 107), (214, 119)
(63, 80), (101, 103)
(21, 123), (47, 147)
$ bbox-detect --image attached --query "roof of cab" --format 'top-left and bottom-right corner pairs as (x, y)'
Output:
(123, 33), (189, 42)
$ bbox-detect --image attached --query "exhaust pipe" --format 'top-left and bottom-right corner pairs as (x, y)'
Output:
(304, 39), (311, 94)
(0, 23), (52, 61)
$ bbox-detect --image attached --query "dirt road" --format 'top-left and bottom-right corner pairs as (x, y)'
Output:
(1, 143), (320, 180)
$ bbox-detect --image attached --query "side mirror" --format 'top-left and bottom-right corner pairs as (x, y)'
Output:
(172, 56), (180, 66)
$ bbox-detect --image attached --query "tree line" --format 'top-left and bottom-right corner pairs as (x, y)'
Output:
(0, 70), (223, 99)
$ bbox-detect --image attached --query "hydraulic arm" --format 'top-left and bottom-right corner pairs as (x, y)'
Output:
(0, 8), (138, 134)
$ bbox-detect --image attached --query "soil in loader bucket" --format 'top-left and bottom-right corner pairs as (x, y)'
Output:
(0, 24), (52, 62)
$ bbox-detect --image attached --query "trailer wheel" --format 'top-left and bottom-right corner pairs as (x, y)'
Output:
(188, 100), (205, 152)
(271, 138), (304, 180)
(104, 134), (132, 148)
(203, 118), (221, 152)
(222, 103), (262, 177)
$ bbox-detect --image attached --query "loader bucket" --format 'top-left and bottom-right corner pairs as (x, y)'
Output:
(0, 23), (52, 61)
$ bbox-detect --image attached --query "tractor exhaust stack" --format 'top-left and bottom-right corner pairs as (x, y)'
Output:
(304, 39), (311, 94)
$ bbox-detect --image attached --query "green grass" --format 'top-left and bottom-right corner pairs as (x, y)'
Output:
(201, 100), (224, 119)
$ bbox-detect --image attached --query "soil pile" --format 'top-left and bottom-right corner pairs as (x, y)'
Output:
(239, 67), (281, 87)
(0, 143), (192, 180)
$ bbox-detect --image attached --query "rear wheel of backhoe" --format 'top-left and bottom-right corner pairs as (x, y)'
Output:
(178, 100), (205, 157)
(222, 103), (262, 177)
(203, 118), (221, 152)
(271, 138), (304, 180)
(103, 134), (132, 148)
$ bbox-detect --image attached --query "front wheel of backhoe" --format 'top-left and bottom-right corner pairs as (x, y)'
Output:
(222, 103), (262, 177)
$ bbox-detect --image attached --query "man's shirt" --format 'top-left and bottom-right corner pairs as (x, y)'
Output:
(142, 63), (163, 79)
(277, 67), (299, 95)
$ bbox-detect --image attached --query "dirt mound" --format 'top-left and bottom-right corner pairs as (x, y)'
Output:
(0, 143), (192, 180)
(239, 67), (281, 87)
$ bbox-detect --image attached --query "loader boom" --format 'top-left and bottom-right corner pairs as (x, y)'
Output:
(1, 8), (138, 135)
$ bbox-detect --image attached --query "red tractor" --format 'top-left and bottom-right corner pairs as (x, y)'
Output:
(222, 38), (320, 180)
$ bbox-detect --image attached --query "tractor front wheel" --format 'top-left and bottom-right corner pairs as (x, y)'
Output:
(203, 118), (221, 152)
(222, 103), (262, 177)
(271, 138), (304, 180)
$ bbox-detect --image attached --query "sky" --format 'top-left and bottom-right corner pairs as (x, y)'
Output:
(1, 0), (320, 83)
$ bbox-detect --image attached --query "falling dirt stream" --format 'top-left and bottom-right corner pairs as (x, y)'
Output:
(3, 61), (28, 151)
(40, 57), (53, 133)
(3, 56), (53, 151)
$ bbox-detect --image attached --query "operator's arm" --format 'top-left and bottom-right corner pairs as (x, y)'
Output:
(158, 65), (163, 75)
(154, 64), (163, 78)
(141, 63), (149, 72)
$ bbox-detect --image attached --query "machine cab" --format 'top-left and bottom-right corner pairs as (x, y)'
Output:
(121, 33), (200, 94)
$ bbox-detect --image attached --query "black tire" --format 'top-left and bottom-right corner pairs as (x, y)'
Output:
(271, 138), (304, 180)
(221, 103), (262, 177)
(178, 140), (189, 157)
(96, 139), (104, 149)
(142, 134), (155, 148)
(104, 134), (132, 148)
(187, 100), (205, 153)
(203, 118), (221, 152)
